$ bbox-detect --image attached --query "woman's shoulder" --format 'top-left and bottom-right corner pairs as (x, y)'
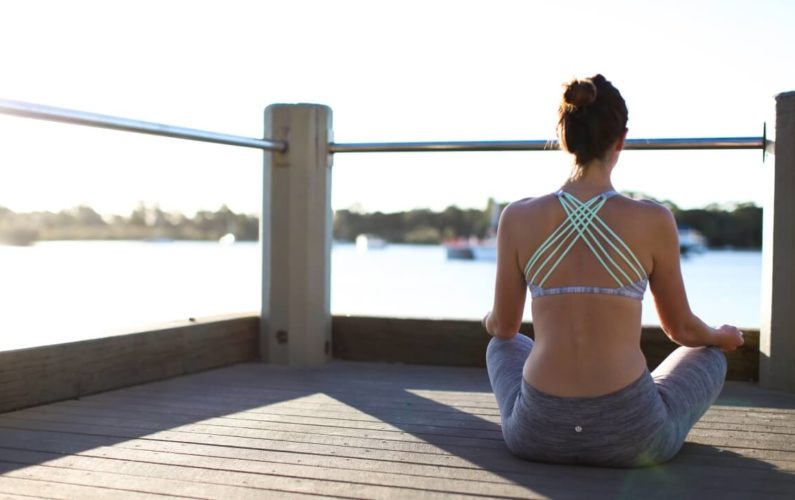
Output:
(504, 193), (558, 214)
(499, 194), (557, 226)
(615, 194), (675, 221)
(611, 195), (678, 244)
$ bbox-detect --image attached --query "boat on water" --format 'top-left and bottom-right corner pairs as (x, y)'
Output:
(445, 201), (501, 261)
(445, 237), (496, 261)
(0, 227), (38, 246)
(355, 233), (387, 252)
(678, 226), (707, 255)
(218, 233), (237, 246)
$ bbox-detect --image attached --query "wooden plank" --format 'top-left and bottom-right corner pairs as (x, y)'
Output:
(11, 394), (497, 428)
(33, 391), (504, 422)
(0, 448), (542, 499)
(66, 380), (501, 413)
(81, 386), (503, 418)
(2, 408), (506, 450)
(0, 475), (166, 500)
(0, 492), (61, 500)
(0, 419), (503, 460)
(0, 493), (58, 500)
(55, 396), (501, 430)
(0, 463), (348, 500)
(0, 413), (506, 454)
(332, 316), (760, 381)
(332, 316), (495, 368)
(188, 362), (779, 406)
(697, 420), (795, 434)
(716, 381), (795, 409)
(0, 314), (259, 413)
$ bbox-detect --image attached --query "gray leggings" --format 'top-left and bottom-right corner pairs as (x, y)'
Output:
(486, 334), (727, 467)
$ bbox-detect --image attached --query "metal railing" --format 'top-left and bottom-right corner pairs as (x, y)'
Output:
(0, 98), (287, 152)
(1, 98), (768, 156)
(330, 137), (766, 153)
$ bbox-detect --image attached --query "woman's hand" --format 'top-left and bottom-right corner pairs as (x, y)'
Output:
(714, 324), (745, 352)
(482, 310), (519, 339)
(482, 311), (493, 336)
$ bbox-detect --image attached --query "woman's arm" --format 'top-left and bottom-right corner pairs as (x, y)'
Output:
(648, 204), (744, 352)
(483, 203), (527, 339)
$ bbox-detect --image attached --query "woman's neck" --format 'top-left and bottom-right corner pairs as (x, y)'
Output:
(563, 159), (615, 195)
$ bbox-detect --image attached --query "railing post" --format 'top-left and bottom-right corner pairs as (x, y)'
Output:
(760, 91), (795, 392)
(261, 104), (333, 365)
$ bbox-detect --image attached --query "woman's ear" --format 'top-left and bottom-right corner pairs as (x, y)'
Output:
(616, 128), (628, 150)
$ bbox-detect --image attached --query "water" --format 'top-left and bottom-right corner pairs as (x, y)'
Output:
(0, 241), (761, 351)
(332, 243), (762, 329)
(0, 241), (261, 351)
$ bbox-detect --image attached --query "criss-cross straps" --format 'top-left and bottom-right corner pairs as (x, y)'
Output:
(524, 191), (647, 289)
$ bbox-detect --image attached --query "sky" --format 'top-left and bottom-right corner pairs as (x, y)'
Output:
(1, 0), (793, 216)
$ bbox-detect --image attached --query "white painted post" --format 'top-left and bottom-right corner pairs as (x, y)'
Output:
(760, 91), (795, 392)
(261, 104), (333, 365)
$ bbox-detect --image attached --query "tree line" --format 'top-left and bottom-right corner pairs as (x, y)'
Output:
(333, 196), (763, 249)
(672, 203), (761, 248)
(334, 199), (501, 245)
(0, 203), (259, 244)
(0, 195), (763, 249)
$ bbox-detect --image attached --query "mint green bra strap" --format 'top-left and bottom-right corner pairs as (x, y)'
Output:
(555, 194), (624, 287)
(523, 217), (576, 277)
(524, 191), (648, 287)
(524, 195), (602, 283)
(590, 214), (647, 280)
(531, 196), (606, 285)
(559, 192), (646, 281)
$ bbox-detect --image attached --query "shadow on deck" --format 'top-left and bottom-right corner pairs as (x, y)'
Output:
(0, 360), (793, 499)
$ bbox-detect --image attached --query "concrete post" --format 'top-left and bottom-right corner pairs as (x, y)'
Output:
(261, 104), (333, 365)
(760, 91), (795, 392)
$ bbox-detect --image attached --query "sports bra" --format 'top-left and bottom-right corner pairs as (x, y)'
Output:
(524, 190), (648, 300)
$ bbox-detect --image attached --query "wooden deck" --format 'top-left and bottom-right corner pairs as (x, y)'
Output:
(0, 361), (792, 499)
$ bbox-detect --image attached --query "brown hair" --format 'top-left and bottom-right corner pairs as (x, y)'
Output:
(557, 74), (628, 166)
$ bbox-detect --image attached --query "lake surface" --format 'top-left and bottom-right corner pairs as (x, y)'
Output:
(0, 241), (761, 351)
(332, 243), (762, 328)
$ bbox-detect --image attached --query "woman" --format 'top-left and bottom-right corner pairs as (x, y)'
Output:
(482, 74), (745, 467)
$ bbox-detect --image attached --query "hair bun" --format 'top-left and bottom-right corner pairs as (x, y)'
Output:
(564, 79), (597, 108)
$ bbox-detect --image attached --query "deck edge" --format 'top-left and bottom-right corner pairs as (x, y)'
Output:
(0, 313), (260, 413)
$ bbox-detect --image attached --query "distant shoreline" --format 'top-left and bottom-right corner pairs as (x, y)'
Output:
(0, 196), (763, 249)
(0, 203), (259, 246)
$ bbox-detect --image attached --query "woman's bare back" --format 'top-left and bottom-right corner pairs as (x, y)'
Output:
(503, 192), (665, 396)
